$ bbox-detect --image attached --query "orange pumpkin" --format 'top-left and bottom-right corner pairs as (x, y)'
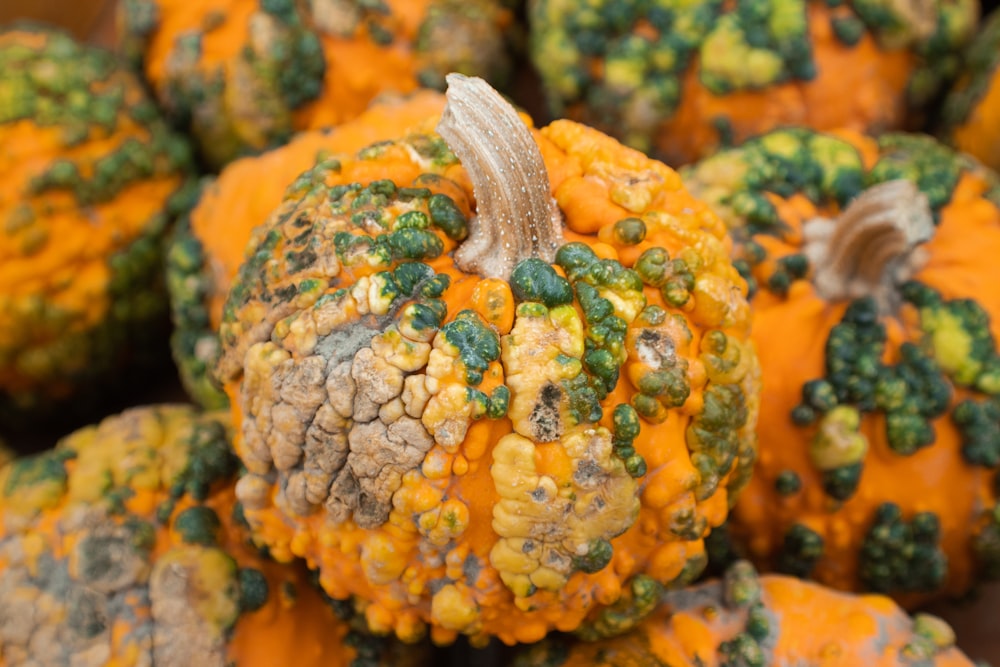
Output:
(938, 8), (1000, 173)
(0, 25), (193, 426)
(214, 75), (759, 646)
(119, 0), (516, 167)
(0, 404), (417, 666)
(167, 90), (447, 408)
(515, 560), (977, 667)
(528, 0), (978, 166)
(682, 127), (1000, 603)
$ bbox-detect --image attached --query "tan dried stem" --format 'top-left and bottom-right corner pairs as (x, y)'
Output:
(436, 73), (564, 280)
(803, 179), (934, 312)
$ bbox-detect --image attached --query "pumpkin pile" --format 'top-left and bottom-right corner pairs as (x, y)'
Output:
(2, 1), (1000, 665)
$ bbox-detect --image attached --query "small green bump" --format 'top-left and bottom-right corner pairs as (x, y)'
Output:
(624, 455), (647, 478)
(719, 633), (765, 667)
(612, 217), (647, 245)
(745, 602), (771, 642)
(428, 193), (468, 240)
(487, 385), (511, 419)
(634, 247), (672, 288)
(173, 506), (222, 546)
(774, 470), (801, 496)
(439, 310), (502, 385)
(722, 560), (762, 608)
(510, 258), (575, 308)
(573, 538), (614, 574)
(802, 379), (838, 411)
(238, 567), (270, 613)
(776, 523), (824, 578)
(394, 210), (430, 230)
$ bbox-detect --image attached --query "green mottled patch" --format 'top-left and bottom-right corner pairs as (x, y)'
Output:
(939, 10), (1000, 133)
(556, 243), (644, 399)
(439, 310), (502, 385)
(427, 192), (469, 240)
(792, 295), (953, 473)
(2, 448), (73, 504)
(572, 538), (614, 574)
(683, 129), (868, 243)
(531, 0), (974, 156)
(630, 315), (693, 423)
(952, 398), (1000, 468)
(1, 27), (190, 202)
(574, 574), (663, 641)
(688, 382), (750, 501)
(510, 258), (575, 308)
(859, 502), (947, 594)
(165, 194), (231, 410)
(902, 281), (1000, 390)
(870, 134), (966, 213)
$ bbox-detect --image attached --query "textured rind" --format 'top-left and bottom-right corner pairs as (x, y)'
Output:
(528, 0), (978, 165)
(938, 9), (1000, 172)
(513, 560), (976, 667)
(119, 0), (514, 168)
(0, 26), (193, 425)
(0, 404), (407, 667)
(216, 112), (759, 646)
(682, 127), (1000, 603)
(165, 90), (447, 409)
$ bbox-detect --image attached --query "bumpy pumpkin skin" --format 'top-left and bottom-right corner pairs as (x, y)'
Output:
(0, 404), (412, 667)
(682, 128), (1000, 603)
(938, 9), (1000, 172)
(118, 0), (515, 168)
(0, 26), (193, 425)
(167, 90), (447, 409)
(515, 560), (976, 667)
(215, 80), (759, 646)
(528, 0), (978, 166)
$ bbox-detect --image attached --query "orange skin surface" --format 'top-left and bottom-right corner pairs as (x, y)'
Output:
(953, 70), (1000, 173)
(728, 129), (1000, 601)
(189, 90), (447, 332)
(0, 29), (186, 402)
(554, 573), (976, 666)
(223, 116), (757, 645)
(651, 3), (913, 166)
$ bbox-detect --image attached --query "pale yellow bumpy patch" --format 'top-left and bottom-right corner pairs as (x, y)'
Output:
(502, 303), (587, 443)
(489, 428), (640, 599)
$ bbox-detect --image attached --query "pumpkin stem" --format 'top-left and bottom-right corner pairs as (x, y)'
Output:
(436, 73), (564, 280)
(803, 179), (934, 312)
